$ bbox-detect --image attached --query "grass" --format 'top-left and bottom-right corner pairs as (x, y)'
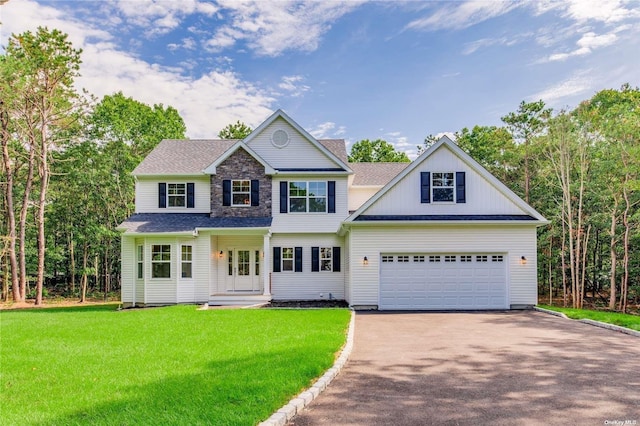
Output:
(539, 305), (640, 332)
(0, 304), (351, 425)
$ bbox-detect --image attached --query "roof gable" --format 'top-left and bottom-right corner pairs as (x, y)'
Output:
(203, 141), (275, 175)
(244, 110), (352, 173)
(346, 136), (548, 223)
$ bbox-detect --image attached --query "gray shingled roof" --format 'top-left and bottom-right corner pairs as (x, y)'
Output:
(348, 162), (411, 186)
(318, 139), (348, 165)
(354, 215), (538, 221)
(118, 213), (272, 233)
(132, 139), (236, 175)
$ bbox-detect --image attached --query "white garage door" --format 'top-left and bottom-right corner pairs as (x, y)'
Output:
(379, 254), (507, 310)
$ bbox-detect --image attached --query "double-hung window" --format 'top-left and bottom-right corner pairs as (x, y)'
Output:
(320, 247), (332, 271)
(151, 245), (171, 278)
(168, 183), (186, 207)
(136, 245), (144, 279)
(281, 247), (294, 271)
(231, 180), (251, 206)
(181, 245), (193, 278)
(289, 181), (327, 213)
(432, 173), (455, 202)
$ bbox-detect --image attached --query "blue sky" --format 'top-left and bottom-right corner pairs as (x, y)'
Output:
(2, 0), (639, 158)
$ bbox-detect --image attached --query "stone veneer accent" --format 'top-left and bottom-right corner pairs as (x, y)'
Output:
(210, 147), (272, 218)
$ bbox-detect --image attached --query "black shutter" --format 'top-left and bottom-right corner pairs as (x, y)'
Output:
(158, 183), (167, 208)
(311, 247), (320, 272)
(456, 172), (466, 203)
(333, 247), (341, 272)
(280, 181), (288, 213)
(294, 247), (303, 272)
(420, 172), (431, 203)
(251, 180), (259, 206)
(273, 247), (281, 272)
(328, 181), (336, 213)
(222, 180), (231, 206)
(186, 183), (195, 208)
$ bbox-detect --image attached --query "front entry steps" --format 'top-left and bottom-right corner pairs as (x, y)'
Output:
(208, 294), (271, 307)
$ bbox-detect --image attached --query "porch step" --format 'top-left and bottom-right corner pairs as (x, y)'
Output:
(208, 294), (272, 307)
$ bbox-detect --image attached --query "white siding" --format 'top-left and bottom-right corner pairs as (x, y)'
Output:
(135, 176), (210, 213)
(270, 234), (345, 300)
(348, 186), (380, 212)
(245, 118), (340, 169)
(143, 237), (178, 304)
(349, 225), (538, 308)
(344, 232), (351, 304)
(121, 236), (135, 304)
(176, 236), (210, 303)
(271, 177), (349, 233)
(364, 146), (525, 216)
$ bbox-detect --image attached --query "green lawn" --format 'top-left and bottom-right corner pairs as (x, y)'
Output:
(0, 305), (351, 425)
(539, 305), (640, 332)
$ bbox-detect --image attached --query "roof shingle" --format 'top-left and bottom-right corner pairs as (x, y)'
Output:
(118, 213), (272, 233)
(133, 139), (236, 175)
(348, 162), (411, 186)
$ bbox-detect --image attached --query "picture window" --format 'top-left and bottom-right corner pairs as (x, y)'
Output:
(151, 245), (171, 278)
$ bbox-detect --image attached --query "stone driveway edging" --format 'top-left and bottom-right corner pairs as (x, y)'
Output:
(534, 306), (640, 338)
(259, 309), (356, 426)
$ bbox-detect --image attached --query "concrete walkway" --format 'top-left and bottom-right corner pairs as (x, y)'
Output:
(291, 311), (640, 425)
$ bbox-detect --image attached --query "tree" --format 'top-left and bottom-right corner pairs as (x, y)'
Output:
(348, 139), (410, 163)
(218, 120), (252, 139)
(2, 27), (84, 304)
(502, 100), (552, 203)
(454, 126), (515, 183)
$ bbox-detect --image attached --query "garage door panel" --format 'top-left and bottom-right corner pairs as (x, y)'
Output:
(380, 253), (507, 310)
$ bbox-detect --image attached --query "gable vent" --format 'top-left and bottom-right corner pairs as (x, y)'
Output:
(271, 129), (290, 148)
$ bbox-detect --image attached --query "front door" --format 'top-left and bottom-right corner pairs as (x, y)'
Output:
(226, 248), (261, 292)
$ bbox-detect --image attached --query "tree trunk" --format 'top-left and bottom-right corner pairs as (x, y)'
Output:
(609, 206), (618, 310)
(35, 132), (49, 306)
(80, 243), (88, 303)
(18, 137), (36, 301)
(619, 184), (631, 313)
(69, 232), (75, 294)
(1, 109), (20, 302)
(548, 234), (553, 305)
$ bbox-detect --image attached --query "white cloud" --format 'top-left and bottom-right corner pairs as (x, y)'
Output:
(205, 1), (363, 57)
(561, 0), (639, 24)
(406, 1), (520, 31)
(544, 30), (619, 62)
(277, 75), (310, 98)
(528, 70), (593, 105)
(115, 0), (219, 36)
(2, 0), (273, 139)
(309, 122), (336, 139)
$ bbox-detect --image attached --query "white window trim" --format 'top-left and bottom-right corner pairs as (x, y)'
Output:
(281, 247), (294, 272)
(181, 245), (193, 279)
(231, 179), (251, 207)
(136, 245), (144, 280)
(320, 247), (332, 272)
(431, 172), (455, 204)
(168, 183), (187, 208)
(288, 181), (327, 214)
(151, 244), (171, 279)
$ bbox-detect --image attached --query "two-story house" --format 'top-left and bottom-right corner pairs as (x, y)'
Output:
(118, 110), (548, 310)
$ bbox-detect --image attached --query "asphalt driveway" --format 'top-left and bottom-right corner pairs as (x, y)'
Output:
(291, 311), (640, 425)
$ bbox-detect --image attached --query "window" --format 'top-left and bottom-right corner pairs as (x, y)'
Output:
(476, 255), (488, 262)
(397, 255), (409, 262)
(255, 250), (260, 276)
(445, 255), (456, 262)
(382, 255), (394, 262)
(460, 255), (472, 262)
(136, 245), (144, 279)
(151, 245), (171, 278)
(429, 255), (441, 262)
(413, 255), (425, 262)
(432, 173), (455, 202)
(289, 181), (327, 213)
(282, 247), (294, 271)
(232, 180), (251, 206)
(168, 183), (186, 207)
(181, 245), (192, 278)
(492, 255), (504, 262)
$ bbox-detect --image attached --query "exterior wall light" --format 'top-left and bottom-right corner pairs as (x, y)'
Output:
(219, 250), (224, 258)
(363, 256), (368, 266)
(520, 256), (527, 265)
